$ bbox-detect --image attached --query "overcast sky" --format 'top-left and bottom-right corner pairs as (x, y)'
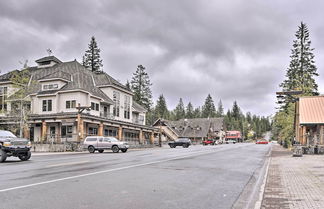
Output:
(1, 0), (324, 116)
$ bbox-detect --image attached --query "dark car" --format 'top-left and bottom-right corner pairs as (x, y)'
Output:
(168, 138), (191, 148)
(0, 130), (32, 163)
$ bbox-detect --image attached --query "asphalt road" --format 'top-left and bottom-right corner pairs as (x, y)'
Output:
(0, 143), (271, 209)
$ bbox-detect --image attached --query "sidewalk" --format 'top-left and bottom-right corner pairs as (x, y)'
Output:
(261, 144), (324, 209)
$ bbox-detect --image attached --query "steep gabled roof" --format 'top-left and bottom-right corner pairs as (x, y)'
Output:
(132, 101), (147, 113)
(93, 72), (131, 92)
(299, 96), (324, 124)
(35, 56), (62, 64)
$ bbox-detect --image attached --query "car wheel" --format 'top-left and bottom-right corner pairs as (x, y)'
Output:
(98, 149), (104, 153)
(203, 143), (206, 146)
(88, 146), (95, 153)
(0, 149), (7, 163)
(112, 145), (119, 153)
(121, 149), (128, 153)
(182, 144), (188, 148)
(18, 151), (31, 161)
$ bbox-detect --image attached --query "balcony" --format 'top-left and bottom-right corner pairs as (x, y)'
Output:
(100, 111), (115, 120)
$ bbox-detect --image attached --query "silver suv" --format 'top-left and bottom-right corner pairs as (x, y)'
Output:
(83, 136), (129, 153)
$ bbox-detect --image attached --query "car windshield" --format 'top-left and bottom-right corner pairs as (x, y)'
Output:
(0, 131), (17, 138)
(108, 137), (119, 142)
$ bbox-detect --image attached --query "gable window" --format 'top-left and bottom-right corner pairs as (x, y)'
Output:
(42, 100), (52, 111)
(124, 95), (130, 119)
(43, 84), (58, 90)
(66, 100), (76, 109)
(91, 102), (99, 111)
(113, 91), (120, 117)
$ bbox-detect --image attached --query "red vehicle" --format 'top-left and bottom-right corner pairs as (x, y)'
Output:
(256, 140), (269, 144)
(202, 139), (215, 145)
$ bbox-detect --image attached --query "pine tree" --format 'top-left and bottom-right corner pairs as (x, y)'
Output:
(193, 107), (201, 118)
(155, 94), (169, 119)
(83, 36), (103, 72)
(231, 101), (241, 120)
(201, 94), (216, 118)
(216, 99), (224, 117)
(174, 98), (185, 120)
(279, 22), (319, 108)
(125, 80), (131, 90)
(131, 65), (153, 111)
(186, 102), (194, 119)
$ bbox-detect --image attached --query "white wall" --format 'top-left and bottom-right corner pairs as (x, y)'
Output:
(32, 95), (57, 114)
(57, 91), (88, 112)
(99, 86), (133, 122)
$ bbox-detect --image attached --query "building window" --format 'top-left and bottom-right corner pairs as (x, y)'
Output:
(88, 127), (98, 135)
(42, 100), (52, 111)
(43, 84), (59, 90)
(113, 91), (120, 117)
(61, 126), (73, 138)
(0, 87), (8, 111)
(66, 100), (76, 109)
(124, 95), (130, 119)
(91, 102), (99, 111)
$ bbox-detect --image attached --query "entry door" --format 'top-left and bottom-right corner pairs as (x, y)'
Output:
(29, 127), (34, 141)
(50, 127), (55, 138)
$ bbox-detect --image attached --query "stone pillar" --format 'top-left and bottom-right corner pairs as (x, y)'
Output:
(77, 115), (85, 142)
(302, 126), (307, 145)
(98, 122), (103, 136)
(150, 132), (154, 144)
(118, 126), (122, 140)
(139, 129), (143, 144)
(57, 122), (61, 143)
(320, 125), (324, 145)
(23, 125), (30, 139)
(41, 121), (47, 142)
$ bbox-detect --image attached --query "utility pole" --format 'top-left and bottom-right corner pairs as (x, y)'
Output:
(76, 103), (91, 142)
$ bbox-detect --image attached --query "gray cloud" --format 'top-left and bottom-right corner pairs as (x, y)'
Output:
(1, 0), (324, 116)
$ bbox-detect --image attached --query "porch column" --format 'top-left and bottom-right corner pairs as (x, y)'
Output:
(150, 132), (154, 144)
(320, 125), (324, 145)
(77, 115), (84, 142)
(41, 121), (47, 142)
(139, 129), (143, 144)
(23, 125), (29, 139)
(98, 122), (103, 136)
(302, 126), (307, 145)
(57, 122), (61, 143)
(118, 126), (122, 140)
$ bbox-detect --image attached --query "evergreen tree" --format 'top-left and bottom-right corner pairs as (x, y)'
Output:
(216, 99), (224, 117)
(125, 80), (131, 91)
(186, 102), (194, 119)
(231, 101), (241, 120)
(155, 94), (169, 119)
(174, 98), (186, 120)
(83, 36), (103, 72)
(201, 94), (216, 118)
(274, 22), (319, 146)
(279, 22), (319, 108)
(131, 65), (153, 111)
(193, 107), (201, 118)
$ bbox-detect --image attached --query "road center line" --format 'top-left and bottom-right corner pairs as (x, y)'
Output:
(0, 149), (220, 193)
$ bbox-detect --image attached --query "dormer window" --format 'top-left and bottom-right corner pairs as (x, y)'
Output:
(43, 84), (58, 90)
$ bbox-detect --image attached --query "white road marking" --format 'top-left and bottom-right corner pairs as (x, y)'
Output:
(46, 161), (90, 168)
(0, 149), (223, 193)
